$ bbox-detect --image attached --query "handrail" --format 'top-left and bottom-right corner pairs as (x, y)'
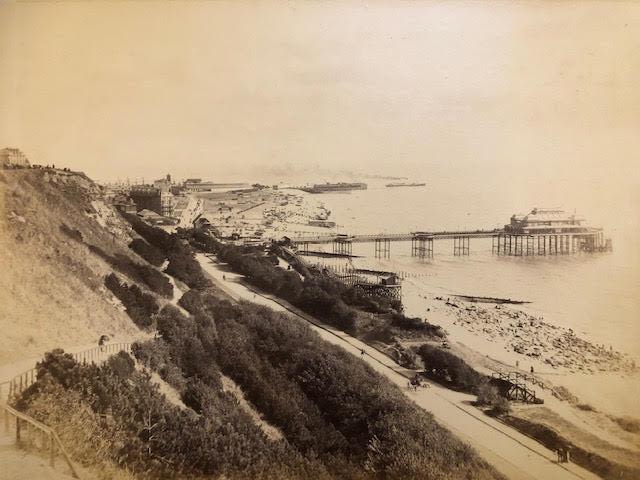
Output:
(0, 342), (133, 479)
(1, 401), (81, 478)
(3, 342), (132, 402)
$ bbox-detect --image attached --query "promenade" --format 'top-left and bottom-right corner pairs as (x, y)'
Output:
(197, 253), (602, 480)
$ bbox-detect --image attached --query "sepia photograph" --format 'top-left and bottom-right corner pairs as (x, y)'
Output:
(1, 1), (639, 479)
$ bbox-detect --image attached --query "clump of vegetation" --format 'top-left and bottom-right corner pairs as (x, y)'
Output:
(124, 214), (210, 289)
(59, 223), (83, 242)
(16, 313), (500, 480)
(476, 383), (511, 416)
(131, 340), (188, 394)
(128, 238), (165, 267)
(189, 230), (444, 338)
(104, 273), (158, 328)
(390, 313), (446, 337)
(135, 263), (173, 298)
(167, 291), (498, 479)
(88, 241), (173, 298)
(610, 415), (640, 434)
(17, 349), (325, 479)
(417, 343), (487, 393)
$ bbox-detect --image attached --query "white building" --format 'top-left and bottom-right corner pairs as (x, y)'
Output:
(1, 148), (30, 167)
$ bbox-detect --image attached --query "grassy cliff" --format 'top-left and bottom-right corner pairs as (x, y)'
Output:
(0, 169), (146, 364)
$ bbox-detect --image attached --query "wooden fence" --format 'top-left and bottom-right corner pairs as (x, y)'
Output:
(0, 342), (132, 479)
(1, 343), (131, 402)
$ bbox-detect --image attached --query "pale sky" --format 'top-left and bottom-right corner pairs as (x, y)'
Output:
(1, 0), (639, 208)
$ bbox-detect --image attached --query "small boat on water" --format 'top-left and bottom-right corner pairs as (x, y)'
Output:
(454, 294), (531, 305)
(385, 182), (426, 188)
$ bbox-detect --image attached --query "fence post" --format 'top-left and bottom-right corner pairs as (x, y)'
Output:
(4, 409), (9, 434)
(50, 432), (56, 467)
(16, 417), (21, 443)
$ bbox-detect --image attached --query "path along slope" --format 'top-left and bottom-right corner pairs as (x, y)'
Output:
(197, 253), (602, 480)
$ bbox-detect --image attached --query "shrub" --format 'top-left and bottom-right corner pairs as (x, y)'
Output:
(169, 290), (499, 479)
(390, 313), (446, 337)
(105, 273), (158, 328)
(59, 223), (83, 242)
(132, 339), (188, 394)
(106, 351), (136, 379)
(476, 382), (501, 406)
(135, 263), (173, 298)
(128, 238), (165, 266)
(123, 213), (177, 253)
(165, 248), (211, 289)
(417, 343), (487, 393)
(124, 215), (210, 289)
(476, 382), (510, 415)
(18, 349), (325, 479)
(610, 415), (640, 434)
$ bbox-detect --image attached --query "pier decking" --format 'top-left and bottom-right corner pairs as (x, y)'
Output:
(288, 228), (611, 259)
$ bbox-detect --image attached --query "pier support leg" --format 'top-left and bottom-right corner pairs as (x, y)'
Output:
(374, 238), (390, 259)
(453, 236), (470, 256)
(333, 239), (352, 256)
(411, 235), (433, 259)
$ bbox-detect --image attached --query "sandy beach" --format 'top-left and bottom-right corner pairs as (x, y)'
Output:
(399, 279), (640, 417)
(191, 187), (336, 240)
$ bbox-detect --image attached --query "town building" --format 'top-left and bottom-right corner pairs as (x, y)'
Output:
(153, 174), (172, 191)
(184, 178), (218, 192)
(129, 185), (175, 218)
(1, 148), (30, 167)
(112, 195), (137, 214)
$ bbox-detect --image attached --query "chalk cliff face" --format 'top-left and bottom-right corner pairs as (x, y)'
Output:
(0, 168), (141, 364)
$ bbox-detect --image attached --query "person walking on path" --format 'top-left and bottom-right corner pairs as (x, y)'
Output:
(98, 334), (109, 353)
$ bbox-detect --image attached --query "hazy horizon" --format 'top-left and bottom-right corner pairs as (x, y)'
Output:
(1, 1), (639, 217)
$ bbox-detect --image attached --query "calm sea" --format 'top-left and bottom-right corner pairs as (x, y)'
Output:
(300, 182), (640, 357)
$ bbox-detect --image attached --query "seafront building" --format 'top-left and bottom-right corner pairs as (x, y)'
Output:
(505, 208), (589, 234)
(497, 208), (611, 255)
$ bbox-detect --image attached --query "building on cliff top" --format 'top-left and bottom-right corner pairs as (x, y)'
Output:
(1, 148), (30, 167)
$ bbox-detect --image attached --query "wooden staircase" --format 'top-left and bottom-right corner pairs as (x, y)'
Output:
(490, 372), (544, 404)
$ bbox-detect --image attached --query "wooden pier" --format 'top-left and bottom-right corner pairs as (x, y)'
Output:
(288, 228), (611, 259)
(493, 231), (611, 256)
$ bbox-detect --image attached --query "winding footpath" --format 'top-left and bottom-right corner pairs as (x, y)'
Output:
(196, 253), (602, 480)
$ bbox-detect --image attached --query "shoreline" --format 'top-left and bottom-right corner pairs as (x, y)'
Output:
(196, 186), (640, 420)
(399, 278), (640, 418)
